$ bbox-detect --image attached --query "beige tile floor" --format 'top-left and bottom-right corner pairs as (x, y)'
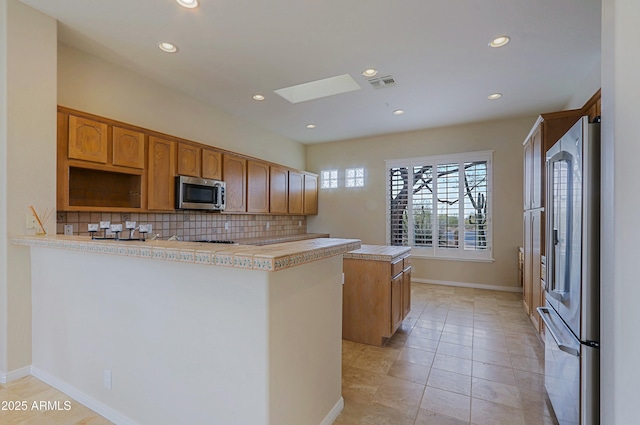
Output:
(1, 283), (555, 425)
(335, 283), (559, 425)
(0, 376), (113, 424)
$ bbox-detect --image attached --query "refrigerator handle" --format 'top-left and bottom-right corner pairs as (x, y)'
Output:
(537, 307), (580, 356)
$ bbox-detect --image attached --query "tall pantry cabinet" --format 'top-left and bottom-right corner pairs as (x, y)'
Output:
(522, 109), (584, 333)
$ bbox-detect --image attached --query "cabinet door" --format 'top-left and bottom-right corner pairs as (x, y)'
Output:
(523, 211), (532, 314)
(531, 126), (543, 209)
(530, 209), (543, 332)
(223, 154), (247, 212)
(303, 173), (318, 215)
(177, 143), (201, 177)
(202, 148), (222, 180)
(148, 137), (176, 211)
(288, 170), (304, 214)
(270, 165), (288, 214)
(390, 273), (403, 335)
(247, 160), (269, 213)
(523, 138), (533, 210)
(112, 126), (145, 169)
(402, 266), (411, 318)
(68, 115), (108, 164)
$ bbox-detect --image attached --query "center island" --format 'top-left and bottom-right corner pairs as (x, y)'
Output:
(12, 235), (361, 425)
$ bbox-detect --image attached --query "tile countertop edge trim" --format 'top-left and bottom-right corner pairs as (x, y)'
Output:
(343, 246), (411, 262)
(10, 236), (362, 272)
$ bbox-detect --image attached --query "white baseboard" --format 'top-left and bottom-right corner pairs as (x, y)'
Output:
(412, 278), (523, 293)
(31, 366), (139, 425)
(0, 365), (31, 384)
(320, 397), (344, 425)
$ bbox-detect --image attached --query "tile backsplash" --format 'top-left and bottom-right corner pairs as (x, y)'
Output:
(57, 211), (307, 241)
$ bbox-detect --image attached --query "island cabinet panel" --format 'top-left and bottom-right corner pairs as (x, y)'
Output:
(177, 142), (201, 177)
(390, 273), (403, 334)
(288, 170), (304, 214)
(223, 154), (247, 212)
(202, 148), (222, 180)
(270, 165), (289, 214)
(68, 115), (108, 164)
(402, 260), (412, 318)
(247, 160), (270, 213)
(112, 126), (145, 169)
(303, 173), (318, 215)
(342, 247), (411, 346)
(148, 137), (176, 211)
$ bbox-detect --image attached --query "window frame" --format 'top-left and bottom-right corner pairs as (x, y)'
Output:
(385, 150), (494, 261)
(345, 167), (365, 188)
(320, 169), (338, 189)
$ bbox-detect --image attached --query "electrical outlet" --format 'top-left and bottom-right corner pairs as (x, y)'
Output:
(104, 370), (112, 390)
(64, 224), (73, 235)
(298, 221), (302, 227)
(25, 213), (38, 229)
(266, 222), (270, 230)
(224, 222), (229, 230)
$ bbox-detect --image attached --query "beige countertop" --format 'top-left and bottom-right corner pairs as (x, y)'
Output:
(11, 235), (361, 272)
(343, 244), (411, 262)
(236, 233), (330, 246)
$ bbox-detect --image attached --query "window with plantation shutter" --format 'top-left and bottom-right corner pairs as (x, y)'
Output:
(386, 151), (493, 261)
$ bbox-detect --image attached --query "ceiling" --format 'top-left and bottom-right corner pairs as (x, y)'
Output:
(21, 0), (601, 144)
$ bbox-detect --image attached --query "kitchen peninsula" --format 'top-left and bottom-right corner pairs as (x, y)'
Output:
(12, 235), (360, 425)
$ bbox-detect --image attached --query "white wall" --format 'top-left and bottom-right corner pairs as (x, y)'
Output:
(601, 0), (640, 423)
(306, 117), (535, 290)
(564, 62), (601, 111)
(58, 43), (306, 170)
(31, 247), (343, 425)
(0, 0), (57, 377)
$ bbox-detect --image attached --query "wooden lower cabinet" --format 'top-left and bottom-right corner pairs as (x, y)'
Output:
(343, 246), (411, 346)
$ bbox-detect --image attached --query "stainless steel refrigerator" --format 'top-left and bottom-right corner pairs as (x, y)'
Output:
(537, 116), (600, 425)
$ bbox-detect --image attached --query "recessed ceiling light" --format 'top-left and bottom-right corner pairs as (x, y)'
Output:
(158, 42), (178, 53)
(252, 94), (265, 101)
(489, 36), (510, 48)
(306, 124), (317, 129)
(176, 0), (199, 8)
(362, 68), (378, 77)
(488, 93), (502, 100)
(393, 109), (405, 116)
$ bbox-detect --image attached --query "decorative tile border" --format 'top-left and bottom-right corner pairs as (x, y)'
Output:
(10, 236), (361, 272)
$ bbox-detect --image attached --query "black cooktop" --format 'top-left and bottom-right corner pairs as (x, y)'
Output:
(194, 240), (236, 244)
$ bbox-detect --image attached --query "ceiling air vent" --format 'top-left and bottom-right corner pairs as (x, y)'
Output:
(367, 75), (396, 90)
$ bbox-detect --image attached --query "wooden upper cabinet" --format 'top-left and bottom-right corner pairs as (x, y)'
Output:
(288, 170), (304, 214)
(202, 148), (222, 180)
(148, 137), (176, 211)
(223, 154), (247, 212)
(112, 126), (145, 169)
(523, 120), (544, 210)
(531, 125), (543, 209)
(177, 143), (201, 177)
(270, 165), (288, 214)
(68, 115), (108, 164)
(247, 160), (269, 213)
(303, 173), (318, 215)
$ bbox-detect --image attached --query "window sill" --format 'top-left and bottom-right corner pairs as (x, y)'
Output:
(410, 254), (495, 263)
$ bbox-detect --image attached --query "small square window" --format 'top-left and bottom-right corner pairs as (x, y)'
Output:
(321, 169), (338, 189)
(346, 167), (364, 188)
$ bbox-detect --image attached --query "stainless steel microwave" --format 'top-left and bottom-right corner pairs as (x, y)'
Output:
(175, 176), (225, 211)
